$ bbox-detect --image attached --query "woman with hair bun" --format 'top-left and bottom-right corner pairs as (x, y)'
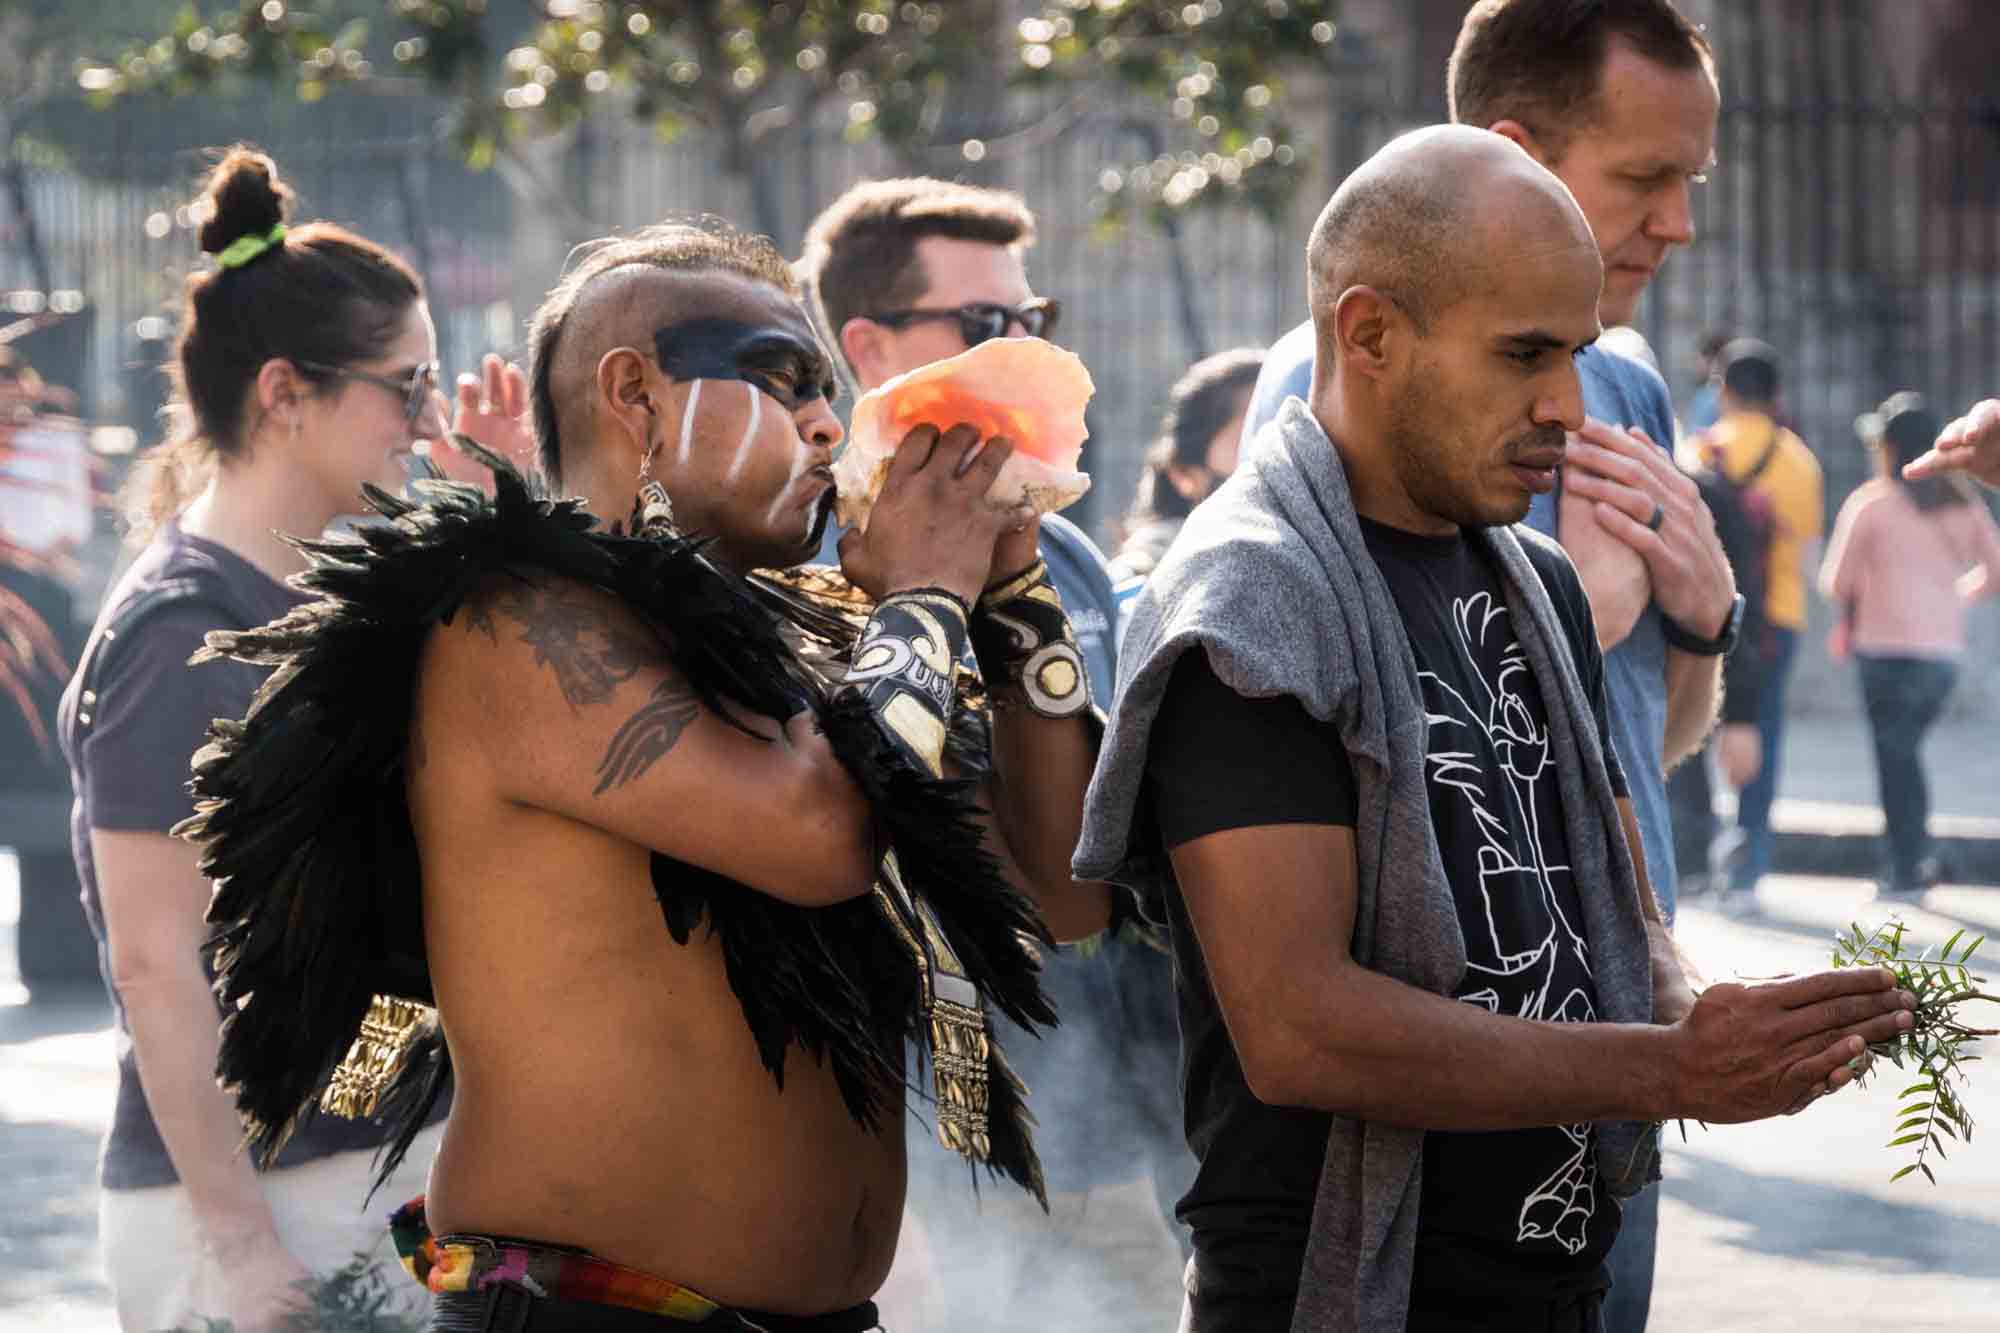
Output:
(56, 145), (448, 1332)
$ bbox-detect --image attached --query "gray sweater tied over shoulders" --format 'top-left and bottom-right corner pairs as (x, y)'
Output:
(1073, 396), (1659, 1332)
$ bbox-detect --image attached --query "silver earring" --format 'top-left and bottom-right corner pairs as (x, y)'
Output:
(634, 439), (674, 536)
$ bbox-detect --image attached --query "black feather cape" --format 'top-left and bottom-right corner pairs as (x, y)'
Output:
(178, 458), (1054, 1204)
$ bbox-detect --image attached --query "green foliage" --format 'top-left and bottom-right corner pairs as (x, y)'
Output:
(1831, 917), (1996, 1185)
(3, 0), (183, 116)
(75, 1), (1339, 221)
(1025, 1), (1337, 225)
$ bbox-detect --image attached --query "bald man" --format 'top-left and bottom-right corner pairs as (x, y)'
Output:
(1246, 0), (1736, 924)
(189, 224), (1115, 1332)
(1075, 127), (1912, 1333)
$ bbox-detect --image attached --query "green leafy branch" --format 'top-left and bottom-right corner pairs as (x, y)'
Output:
(1831, 917), (1997, 1184)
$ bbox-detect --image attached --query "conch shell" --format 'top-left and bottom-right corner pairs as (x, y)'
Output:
(832, 337), (1093, 532)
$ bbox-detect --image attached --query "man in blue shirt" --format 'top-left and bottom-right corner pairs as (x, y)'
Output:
(1246, 5), (1741, 1328)
(798, 178), (1176, 1326)
(797, 178), (1119, 703)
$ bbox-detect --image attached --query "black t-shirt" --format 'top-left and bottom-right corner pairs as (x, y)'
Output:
(57, 521), (440, 1190)
(1145, 518), (1627, 1329)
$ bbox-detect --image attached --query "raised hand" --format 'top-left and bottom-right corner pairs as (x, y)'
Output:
(430, 353), (535, 488)
(838, 423), (1030, 607)
(1563, 418), (1737, 640)
(987, 511), (1043, 591)
(1905, 397), (2000, 490)
(1558, 477), (1650, 650)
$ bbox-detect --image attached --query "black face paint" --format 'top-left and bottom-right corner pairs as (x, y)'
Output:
(805, 484), (836, 549)
(652, 317), (838, 410)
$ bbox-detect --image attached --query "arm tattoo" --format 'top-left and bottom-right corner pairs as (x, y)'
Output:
(467, 577), (700, 792)
(464, 599), (500, 643)
(474, 580), (658, 710)
(594, 678), (702, 795)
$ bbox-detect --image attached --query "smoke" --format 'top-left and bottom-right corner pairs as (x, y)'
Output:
(876, 932), (1194, 1332)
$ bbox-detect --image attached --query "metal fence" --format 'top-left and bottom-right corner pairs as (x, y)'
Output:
(7, 0), (1997, 559)
(1290, 0), (2000, 714)
(3, 129), (517, 441)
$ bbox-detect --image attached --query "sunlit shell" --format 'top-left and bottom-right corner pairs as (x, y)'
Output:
(832, 337), (1093, 531)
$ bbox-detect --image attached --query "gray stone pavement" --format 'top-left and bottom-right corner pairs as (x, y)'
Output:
(8, 867), (1999, 1330)
(1770, 704), (1996, 823)
(1734, 705), (2000, 883)
(1657, 878), (2000, 1331)
(0, 987), (116, 1333)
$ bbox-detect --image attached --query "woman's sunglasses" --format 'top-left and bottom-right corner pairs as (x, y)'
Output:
(295, 358), (441, 427)
(868, 298), (1060, 348)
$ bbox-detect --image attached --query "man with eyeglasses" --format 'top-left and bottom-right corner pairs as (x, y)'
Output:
(798, 178), (1121, 705)
(799, 178), (1185, 1330)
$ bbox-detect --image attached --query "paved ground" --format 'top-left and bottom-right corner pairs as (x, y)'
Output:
(7, 868), (1997, 1331)
(3, 712), (1995, 1330)
(1657, 878), (2000, 1331)
(1770, 706), (1996, 824)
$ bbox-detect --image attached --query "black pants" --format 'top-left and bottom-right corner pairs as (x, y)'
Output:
(430, 1287), (882, 1332)
(1858, 653), (1958, 887)
(1409, 1288), (1606, 1333)
(1183, 1262), (1604, 1333)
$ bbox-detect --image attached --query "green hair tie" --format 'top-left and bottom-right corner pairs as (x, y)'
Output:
(215, 223), (287, 270)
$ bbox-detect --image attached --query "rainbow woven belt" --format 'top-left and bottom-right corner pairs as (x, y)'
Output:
(389, 1195), (721, 1321)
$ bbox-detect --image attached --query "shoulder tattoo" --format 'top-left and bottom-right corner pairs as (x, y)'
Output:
(470, 579), (659, 710)
(467, 577), (704, 794)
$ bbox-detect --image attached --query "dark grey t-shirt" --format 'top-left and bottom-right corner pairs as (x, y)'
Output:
(57, 522), (429, 1190)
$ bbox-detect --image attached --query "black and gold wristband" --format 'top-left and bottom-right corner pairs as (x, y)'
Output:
(969, 559), (1090, 720)
(838, 587), (971, 778)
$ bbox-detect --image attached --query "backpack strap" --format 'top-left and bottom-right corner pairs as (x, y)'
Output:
(1737, 422), (1783, 486)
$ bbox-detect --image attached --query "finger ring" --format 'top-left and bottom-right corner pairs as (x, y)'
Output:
(1645, 502), (1666, 533)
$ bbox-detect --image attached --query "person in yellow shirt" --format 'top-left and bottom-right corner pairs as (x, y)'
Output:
(1698, 339), (1824, 900)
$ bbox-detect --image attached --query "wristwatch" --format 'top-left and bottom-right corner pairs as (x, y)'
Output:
(1661, 593), (1744, 657)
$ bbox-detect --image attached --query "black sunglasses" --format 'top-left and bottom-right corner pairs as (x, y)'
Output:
(295, 358), (441, 427)
(869, 298), (1060, 348)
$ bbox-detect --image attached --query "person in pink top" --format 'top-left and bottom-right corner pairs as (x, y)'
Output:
(1822, 392), (2000, 898)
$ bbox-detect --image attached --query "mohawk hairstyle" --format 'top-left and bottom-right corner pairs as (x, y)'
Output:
(526, 221), (797, 490)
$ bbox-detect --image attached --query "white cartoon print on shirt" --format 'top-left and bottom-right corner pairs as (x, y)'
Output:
(1419, 589), (1598, 1256)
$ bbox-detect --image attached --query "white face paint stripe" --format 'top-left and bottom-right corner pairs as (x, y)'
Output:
(765, 417), (814, 531)
(675, 379), (702, 467)
(724, 381), (762, 484)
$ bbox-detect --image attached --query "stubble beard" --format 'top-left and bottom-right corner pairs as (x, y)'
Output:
(1385, 374), (1490, 531)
